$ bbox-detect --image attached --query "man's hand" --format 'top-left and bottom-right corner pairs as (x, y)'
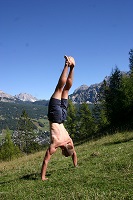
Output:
(42, 177), (48, 181)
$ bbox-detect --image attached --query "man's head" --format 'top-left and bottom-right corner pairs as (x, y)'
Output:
(61, 144), (74, 157)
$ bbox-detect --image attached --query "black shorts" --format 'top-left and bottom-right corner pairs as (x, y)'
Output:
(48, 98), (68, 123)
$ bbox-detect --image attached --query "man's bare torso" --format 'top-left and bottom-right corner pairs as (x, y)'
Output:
(49, 122), (72, 148)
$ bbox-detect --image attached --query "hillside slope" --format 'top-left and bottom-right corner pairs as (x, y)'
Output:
(0, 132), (133, 200)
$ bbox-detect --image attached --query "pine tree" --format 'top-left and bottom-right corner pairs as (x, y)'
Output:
(14, 110), (36, 153)
(92, 103), (109, 134)
(101, 67), (123, 131)
(0, 128), (21, 161)
(78, 103), (95, 140)
(129, 49), (133, 74)
(120, 74), (133, 129)
(65, 100), (77, 140)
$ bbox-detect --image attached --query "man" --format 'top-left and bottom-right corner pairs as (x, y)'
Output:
(41, 55), (77, 181)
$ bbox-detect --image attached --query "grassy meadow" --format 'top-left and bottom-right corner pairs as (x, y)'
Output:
(0, 132), (133, 200)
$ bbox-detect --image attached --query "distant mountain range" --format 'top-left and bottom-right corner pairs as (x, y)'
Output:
(1, 70), (129, 105)
(69, 76), (110, 104)
(0, 91), (38, 103)
(69, 83), (102, 104)
(0, 76), (110, 104)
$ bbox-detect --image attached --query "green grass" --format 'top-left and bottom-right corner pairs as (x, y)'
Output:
(0, 132), (133, 200)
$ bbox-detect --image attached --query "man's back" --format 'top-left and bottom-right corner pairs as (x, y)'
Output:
(50, 122), (72, 147)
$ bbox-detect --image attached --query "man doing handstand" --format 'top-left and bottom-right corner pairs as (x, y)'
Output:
(41, 55), (77, 181)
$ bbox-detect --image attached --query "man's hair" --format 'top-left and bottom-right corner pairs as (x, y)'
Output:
(62, 144), (74, 157)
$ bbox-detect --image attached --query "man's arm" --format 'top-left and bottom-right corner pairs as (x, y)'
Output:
(72, 150), (77, 167)
(41, 145), (57, 181)
(68, 138), (77, 167)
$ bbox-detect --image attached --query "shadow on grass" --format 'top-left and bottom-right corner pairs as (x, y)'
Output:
(0, 166), (74, 185)
(20, 173), (40, 180)
(104, 137), (133, 146)
(0, 179), (16, 185)
(0, 173), (51, 184)
(74, 132), (133, 147)
(20, 165), (74, 181)
(20, 172), (51, 180)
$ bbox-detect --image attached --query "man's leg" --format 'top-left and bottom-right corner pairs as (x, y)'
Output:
(61, 58), (75, 99)
(51, 57), (70, 100)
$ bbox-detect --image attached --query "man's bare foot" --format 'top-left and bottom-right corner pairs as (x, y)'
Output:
(69, 56), (75, 67)
(64, 55), (69, 66)
(64, 55), (75, 67)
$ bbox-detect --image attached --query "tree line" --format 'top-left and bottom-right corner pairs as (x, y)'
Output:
(0, 49), (133, 161)
(65, 49), (133, 141)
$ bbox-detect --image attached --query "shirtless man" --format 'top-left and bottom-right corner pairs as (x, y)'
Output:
(41, 55), (77, 181)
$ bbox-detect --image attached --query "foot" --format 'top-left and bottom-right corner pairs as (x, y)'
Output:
(64, 55), (70, 67)
(64, 55), (75, 67)
(69, 56), (75, 67)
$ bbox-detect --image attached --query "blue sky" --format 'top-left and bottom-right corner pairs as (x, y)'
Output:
(0, 0), (133, 100)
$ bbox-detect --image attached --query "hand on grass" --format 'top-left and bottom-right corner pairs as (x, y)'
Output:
(42, 177), (48, 181)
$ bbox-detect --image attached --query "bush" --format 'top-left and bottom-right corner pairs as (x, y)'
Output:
(0, 131), (21, 161)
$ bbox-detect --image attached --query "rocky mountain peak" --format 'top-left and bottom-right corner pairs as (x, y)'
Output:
(69, 82), (103, 104)
(15, 93), (38, 102)
(73, 85), (89, 94)
(0, 90), (15, 102)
